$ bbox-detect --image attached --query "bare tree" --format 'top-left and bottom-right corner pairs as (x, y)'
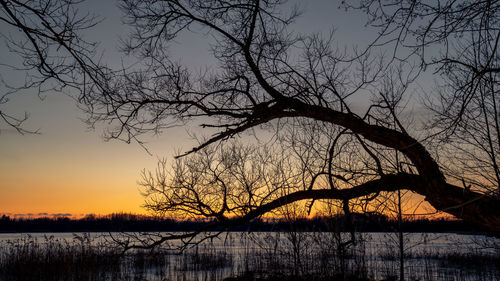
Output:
(277, 202), (309, 276)
(85, 0), (498, 236)
(345, 0), (500, 193)
(2, 0), (500, 243)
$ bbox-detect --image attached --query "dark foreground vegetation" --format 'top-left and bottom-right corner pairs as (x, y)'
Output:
(0, 213), (486, 234)
(0, 232), (498, 281)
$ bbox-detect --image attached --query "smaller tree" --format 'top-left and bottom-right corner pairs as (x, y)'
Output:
(277, 201), (310, 276)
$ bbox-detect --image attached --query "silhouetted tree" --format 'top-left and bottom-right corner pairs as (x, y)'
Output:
(2, 0), (500, 247)
(345, 0), (500, 194)
(107, 0), (499, 242)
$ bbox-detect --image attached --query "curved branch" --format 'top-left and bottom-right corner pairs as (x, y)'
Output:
(129, 172), (500, 251)
(228, 173), (499, 235)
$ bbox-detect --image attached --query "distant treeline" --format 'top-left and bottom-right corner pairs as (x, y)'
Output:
(0, 213), (485, 233)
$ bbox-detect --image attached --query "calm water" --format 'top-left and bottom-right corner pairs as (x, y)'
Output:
(0, 232), (499, 281)
(1, 231), (497, 255)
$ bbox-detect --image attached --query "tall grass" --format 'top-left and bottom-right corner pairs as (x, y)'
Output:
(0, 233), (498, 281)
(0, 234), (121, 281)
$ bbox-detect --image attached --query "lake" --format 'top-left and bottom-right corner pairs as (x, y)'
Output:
(0, 232), (498, 281)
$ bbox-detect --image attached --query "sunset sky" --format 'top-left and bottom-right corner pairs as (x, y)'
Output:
(0, 1), (431, 218)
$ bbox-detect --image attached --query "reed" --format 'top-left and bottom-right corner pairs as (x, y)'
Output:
(0, 234), (121, 281)
(0, 233), (498, 281)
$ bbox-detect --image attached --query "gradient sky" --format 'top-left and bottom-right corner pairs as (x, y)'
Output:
(0, 1), (424, 217)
